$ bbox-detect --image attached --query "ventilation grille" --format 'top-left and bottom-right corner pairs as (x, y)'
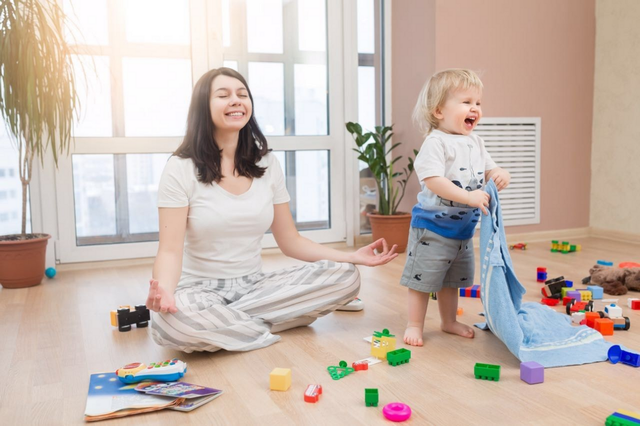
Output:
(475, 118), (541, 226)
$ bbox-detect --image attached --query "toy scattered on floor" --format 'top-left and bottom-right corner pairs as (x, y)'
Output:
(597, 260), (614, 266)
(520, 361), (544, 384)
(627, 298), (640, 310)
(571, 312), (586, 324)
(536, 267), (548, 283)
(541, 276), (566, 299)
(608, 345), (640, 367)
(551, 240), (581, 253)
(110, 304), (150, 332)
(365, 388), (379, 407)
(371, 328), (396, 359)
(566, 290), (582, 302)
(304, 384), (322, 403)
(566, 299), (594, 315)
(456, 307), (464, 315)
(585, 264), (640, 295)
(383, 402), (412, 422)
(352, 360), (369, 371)
(594, 318), (614, 335)
(327, 361), (354, 380)
(610, 316), (631, 331)
(45, 267), (56, 278)
(509, 242), (527, 250)
(620, 262), (640, 268)
(474, 363), (500, 381)
(541, 297), (560, 306)
(459, 284), (481, 298)
(587, 285), (604, 299)
(387, 348), (411, 366)
(605, 410), (640, 426)
(116, 359), (187, 384)
(270, 368), (291, 391)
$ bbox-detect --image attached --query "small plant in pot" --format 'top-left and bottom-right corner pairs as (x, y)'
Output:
(346, 122), (417, 253)
(0, 0), (81, 288)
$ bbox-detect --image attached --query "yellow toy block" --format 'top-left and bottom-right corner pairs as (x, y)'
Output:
(371, 328), (396, 360)
(269, 368), (291, 391)
(618, 409), (640, 421)
(580, 290), (592, 301)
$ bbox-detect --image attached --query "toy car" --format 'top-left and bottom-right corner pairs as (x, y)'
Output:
(566, 299), (594, 315)
(116, 359), (187, 384)
(509, 243), (527, 250)
(110, 305), (150, 332)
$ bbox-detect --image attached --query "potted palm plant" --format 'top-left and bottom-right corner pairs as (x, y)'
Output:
(0, 0), (80, 288)
(346, 122), (417, 253)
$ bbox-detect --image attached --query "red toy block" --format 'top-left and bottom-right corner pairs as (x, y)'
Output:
(541, 298), (560, 306)
(562, 296), (575, 306)
(304, 384), (322, 403)
(594, 318), (614, 336)
(585, 312), (601, 328)
(632, 300), (640, 310)
(465, 287), (472, 297)
(352, 361), (369, 371)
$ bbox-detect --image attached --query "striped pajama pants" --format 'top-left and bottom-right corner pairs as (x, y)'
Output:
(150, 260), (360, 353)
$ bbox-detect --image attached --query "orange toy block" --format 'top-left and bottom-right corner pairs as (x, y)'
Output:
(585, 312), (601, 328)
(594, 318), (614, 336)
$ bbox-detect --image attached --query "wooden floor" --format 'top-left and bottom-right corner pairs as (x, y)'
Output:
(1, 237), (639, 425)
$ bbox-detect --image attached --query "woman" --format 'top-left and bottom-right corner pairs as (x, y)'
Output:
(147, 68), (397, 353)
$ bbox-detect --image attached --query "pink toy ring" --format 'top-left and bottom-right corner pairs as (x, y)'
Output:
(383, 402), (412, 422)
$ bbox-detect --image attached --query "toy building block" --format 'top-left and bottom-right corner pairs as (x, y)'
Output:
(562, 296), (575, 306)
(387, 348), (412, 366)
(110, 305), (150, 332)
(587, 285), (604, 300)
(365, 388), (379, 407)
(460, 284), (481, 298)
(520, 361), (544, 384)
(352, 361), (369, 371)
(304, 384), (322, 403)
(606, 412), (640, 426)
(597, 260), (614, 266)
(474, 363), (501, 381)
(327, 361), (354, 380)
(617, 410), (640, 422)
(604, 304), (623, 319)
(550, 240), (559, 252)
(611, 316), (631, 331)
(585, 311), (602, 328)
(566, 300), (594, 315)
(536, 268), (548, 283)
(371, 328), (396, 359)
(594, 318), (614, 336)
(565, 280), (573, 288)
(270, 368), (291, 391)
(571, 312), (586, 324)
(561, 287), (571, 298)
(542, 277), (565, 298)
(608, 345), (640, 367)
(577, 289), (592, 301)
(457, 307), (464, 315)
(566, 291), (581, 302)
(628, 298), (640, 310)
(541, 298), (560, 306)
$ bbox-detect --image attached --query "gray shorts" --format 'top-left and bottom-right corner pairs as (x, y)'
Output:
(400, 227), (475, 293)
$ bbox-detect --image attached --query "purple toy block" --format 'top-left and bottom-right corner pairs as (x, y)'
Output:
(520, 361), (544, 384)
(566, 291), (581, 302)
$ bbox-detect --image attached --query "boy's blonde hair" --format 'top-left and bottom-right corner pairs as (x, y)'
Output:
(412, 69), (483, 136)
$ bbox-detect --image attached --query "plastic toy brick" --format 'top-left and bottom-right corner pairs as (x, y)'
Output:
(551, 241), (581, 253)
(520, 361), (544, 384)
(542, 277), (565, 298)
(577, 290), (592, 301)
(585, 311), (602, 328)
(116, 359), (187, 384)
(270, 368), (292, 391)
(571, 312), (585, 324)
(594, 318), (614, 336)
(565, 280), (573, 288)
(352, 361), (369, 371)
(566, 291), (582, 302)
(541, 298), (560, 306)
(304, 384), (322, 403)
(460, 285), (480, 298)
(365, 388), (379, 407)
(457, 307), (464, 315)
(110, 305), (150, 332)
(587, 285), (604, 299)
(536, 267), (548, 283)
(371, 328), (396, 359)
(562, 296), (575, 306)
(474, 363), (500, 381)
(604, 304), (623, 319)
(387, 348), (412, 366)
(617, 410), (640, 422)
(608, 345), (640, 367)
(561, 287), (571, 298)
(611, 317), (631, 331)
(566, 300), (594, 315)
(628, 298), (640, 310)
(606, 413), (640, 426)
(327, 361), (355, 380)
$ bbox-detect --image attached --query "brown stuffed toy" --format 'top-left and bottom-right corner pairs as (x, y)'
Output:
(584, 265), (640, 295)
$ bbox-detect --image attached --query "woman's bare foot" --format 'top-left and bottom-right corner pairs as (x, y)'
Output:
(441, 321), (475, 338)
(404, 326), (424, 346)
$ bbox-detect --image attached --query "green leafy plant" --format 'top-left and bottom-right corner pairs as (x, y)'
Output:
(0, 0), (80, 237)
(346, 122), (418, 215)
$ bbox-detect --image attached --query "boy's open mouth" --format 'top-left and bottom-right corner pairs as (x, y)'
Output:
(465, 117), (476, 125)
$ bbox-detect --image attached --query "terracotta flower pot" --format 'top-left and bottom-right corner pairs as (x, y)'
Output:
(0, 234), (51, 289)
(367, 212), (412, 253)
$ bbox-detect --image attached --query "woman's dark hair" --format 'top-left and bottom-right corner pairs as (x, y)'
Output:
(174, 67), (269, 184)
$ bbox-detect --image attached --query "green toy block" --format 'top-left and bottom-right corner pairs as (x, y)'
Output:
(605, 414), (640, 426)
(387, 348), (412, 366)
(365, 388), (379, 407)
(327, 360), (354, 380)
(474, 363), (501, 381)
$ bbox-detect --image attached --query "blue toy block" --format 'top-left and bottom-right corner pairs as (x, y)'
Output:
(587, 285), (603, 299)
(597, 260), (614, 266)
(470, 285), (479, 298)
(565, 280), (573, 288)
(460, 288), (465, 297)
(537, 272), (547, 281)
(608, 345), (640, 367)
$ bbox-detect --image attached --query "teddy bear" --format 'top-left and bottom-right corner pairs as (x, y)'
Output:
(583, 265), (640, 295)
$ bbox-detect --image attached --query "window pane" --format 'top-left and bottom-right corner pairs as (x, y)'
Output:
(223, 60), (238, 71)
(222, 0), (231, 47)
(357, 66), (376, 135)
(357, 0), (375, 54)
(64, 0), (109, 45)
(122, 58), (192, 137)
(126, 153), (171, 234)
(298, 0), (326, 52)
(246, 0), (283, 54)
(0, 127), (30, 235)
(295, 151), (328, 224)
(125, 0), (190, 45)
(294, 64), (327, 135)
(72, 55), (113, 137)
(248, 62), (285, 135)
(72, 155), (116, 238)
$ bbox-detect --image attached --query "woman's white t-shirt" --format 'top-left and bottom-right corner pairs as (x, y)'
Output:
(157, 152), (290, 279)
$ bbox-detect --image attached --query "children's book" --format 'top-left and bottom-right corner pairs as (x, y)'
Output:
(134, 382), (223, 412)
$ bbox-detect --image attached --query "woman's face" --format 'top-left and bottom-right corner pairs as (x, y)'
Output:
(209, 75), (252, 133)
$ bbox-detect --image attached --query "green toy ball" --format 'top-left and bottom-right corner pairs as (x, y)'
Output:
(45, 267), (56, 278)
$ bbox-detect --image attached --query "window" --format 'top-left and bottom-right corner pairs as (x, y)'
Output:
(0, 169), (5, 178)
(0, 125), (30, 235)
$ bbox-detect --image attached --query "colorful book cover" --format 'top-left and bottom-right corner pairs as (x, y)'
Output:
(135, 382), (223, 399)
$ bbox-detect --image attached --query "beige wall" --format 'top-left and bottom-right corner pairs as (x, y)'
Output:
(392, 0), (596, 234)
(591, 0), (640, 235)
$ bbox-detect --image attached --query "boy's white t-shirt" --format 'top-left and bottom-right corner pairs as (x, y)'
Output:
(157, 152), (290, 279)
(411, 129), (497, 239)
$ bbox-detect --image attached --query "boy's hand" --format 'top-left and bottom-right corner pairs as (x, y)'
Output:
(146, 279), (178, 314)
(489, 168), (511, 191)
(467, 190), (490, 215)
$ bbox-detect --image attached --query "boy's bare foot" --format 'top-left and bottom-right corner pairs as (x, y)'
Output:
(404, 326), (424, 346)
(441, 321), (475, 338)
